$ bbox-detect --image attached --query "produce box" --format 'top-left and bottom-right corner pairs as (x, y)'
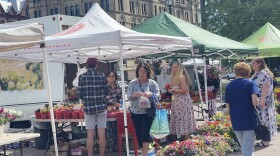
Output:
(71, 146), (86, 156)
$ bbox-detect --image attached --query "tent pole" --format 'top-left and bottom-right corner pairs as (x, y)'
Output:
(219, 59), (223, 107)
(192, 54), (204, 119)
(62, 63), (66, 103)
(76, 61), (83, 105)
(203, 56), (209, 121)
(119, 44), (129, 156)
(43, 48), (59, 156)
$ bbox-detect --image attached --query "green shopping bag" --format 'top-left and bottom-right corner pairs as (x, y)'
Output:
(149, 94), (170, 139)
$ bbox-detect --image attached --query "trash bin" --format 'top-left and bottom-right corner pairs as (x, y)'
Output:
(31, 116), (52, 150)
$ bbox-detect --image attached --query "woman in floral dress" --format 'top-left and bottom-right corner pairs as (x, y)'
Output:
(251, 57), (277, 147)
(168, 61), (196, 140)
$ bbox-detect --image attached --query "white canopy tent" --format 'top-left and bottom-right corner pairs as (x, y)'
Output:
(0, 3), (193, 156)
(0, 22), (44, 52)
(182, 58), (205, 67)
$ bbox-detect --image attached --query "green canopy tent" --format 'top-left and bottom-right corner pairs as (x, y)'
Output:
(132, 12), (258, 59)
(242, 22), (280, 58)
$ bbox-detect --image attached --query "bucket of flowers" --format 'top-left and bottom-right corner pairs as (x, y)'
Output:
(0, 107), (25, 136)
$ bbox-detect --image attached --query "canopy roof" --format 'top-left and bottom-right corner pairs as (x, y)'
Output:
(182, 58), (205, 67)
(0, 3), (193, 63)
(0, 22), (44, 52)
(242, 22), (280, 57)
(133, 12), (258, 59)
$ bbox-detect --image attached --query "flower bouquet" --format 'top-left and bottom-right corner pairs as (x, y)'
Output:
(0, 107), (25, 136)
(0, 108), (25, 126)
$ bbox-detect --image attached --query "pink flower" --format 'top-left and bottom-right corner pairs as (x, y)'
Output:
(0, 108), (3, 114)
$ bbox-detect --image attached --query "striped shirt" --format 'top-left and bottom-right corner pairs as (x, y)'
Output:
(77, 68), (107, 115)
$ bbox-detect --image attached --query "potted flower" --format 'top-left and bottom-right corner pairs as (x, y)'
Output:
(0, 107), (25, 136)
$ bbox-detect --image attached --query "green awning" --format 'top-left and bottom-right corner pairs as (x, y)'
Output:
(133, 12), (258, 59)
(242, 22), (280, 58)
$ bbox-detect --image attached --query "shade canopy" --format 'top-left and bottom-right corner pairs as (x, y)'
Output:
(0, 22), (44, 52)
(242, 22), (280, 57)
(133, 12), (258, 59)
(0, 4), (193, 64)
(182, 58), (205, 67)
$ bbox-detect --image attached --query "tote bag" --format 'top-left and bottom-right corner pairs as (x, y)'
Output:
(149, 94), (170, 139)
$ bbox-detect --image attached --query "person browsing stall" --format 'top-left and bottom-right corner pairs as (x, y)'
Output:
(225, 62), (259, 156)
(127, 62), (160, 156)
(251, 57), (277, 147)
(167, 61), (196, 140)
(77, 58), (107, 156)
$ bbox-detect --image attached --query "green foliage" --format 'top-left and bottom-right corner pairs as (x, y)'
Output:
(204, 0), (280, 41)
(276, 113), (280, 130)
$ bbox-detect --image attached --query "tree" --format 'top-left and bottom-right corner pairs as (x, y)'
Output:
(204, 0), (280, 41)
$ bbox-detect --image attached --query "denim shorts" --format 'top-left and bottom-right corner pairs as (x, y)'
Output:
(84, 111), (107, 129)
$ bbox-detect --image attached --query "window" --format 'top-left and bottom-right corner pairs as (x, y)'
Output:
(141, 3), (144, 15)
(101, 0), (110, 11)
(154, 5), (157, 15)
(26, 8), (29, 17)
(75, 5), (80, 16)
(34, 10), (38, 18)
(129, 1), (135, 13)
(55, 8), (58, 14)
(38, 10), (41, 17)
(70, 6), (74, 16)
(50, 9), (54, 15)
(84, 3), (89, 13)
(176, 10), (180, 18)
(118, 0), (123, 11)
(65, 6), (69, 15)
(143, 4), (146, 15)
(89, 2), (93, 7)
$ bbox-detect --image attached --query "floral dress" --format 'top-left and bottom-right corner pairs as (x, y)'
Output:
(251, 70), (277, 136)
(170, 85), (196, 135)
(105, 84), (122, 106)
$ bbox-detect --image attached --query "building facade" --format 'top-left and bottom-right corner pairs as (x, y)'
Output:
(0, 0), (29, 24)
(28, 0), (201, 28)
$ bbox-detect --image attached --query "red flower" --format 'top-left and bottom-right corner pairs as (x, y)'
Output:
(164, 83), (171, 90)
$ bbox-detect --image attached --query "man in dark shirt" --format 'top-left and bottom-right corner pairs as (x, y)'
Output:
(77, 58), (107, 156)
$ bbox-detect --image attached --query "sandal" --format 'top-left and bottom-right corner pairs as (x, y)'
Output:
(255, 141), (269, 147)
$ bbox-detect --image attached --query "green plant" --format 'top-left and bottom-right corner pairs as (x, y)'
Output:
(276, 113), (280, 130)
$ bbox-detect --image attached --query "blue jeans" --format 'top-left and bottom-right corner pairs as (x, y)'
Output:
(234, 130), (255, 156)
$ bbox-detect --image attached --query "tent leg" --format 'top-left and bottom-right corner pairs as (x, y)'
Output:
(219, 59), (223, 107)
(191, 55), (204, 119)
(119, 44), (130, 156)
(43, 49), (59, 156)
(203, 57), (209, 121)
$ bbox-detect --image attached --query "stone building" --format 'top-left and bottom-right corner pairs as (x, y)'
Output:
(28, 0), (201, 28)
(0, 0), (29, 24)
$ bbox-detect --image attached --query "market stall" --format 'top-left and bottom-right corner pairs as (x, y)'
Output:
(133, 12), (259, 120)
(0, 4), (194, 156)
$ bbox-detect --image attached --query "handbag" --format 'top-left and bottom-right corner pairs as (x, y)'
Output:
(149, 94), (170, 139)
(139, 80), (156, 118)
(253, 109), (271, 141)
